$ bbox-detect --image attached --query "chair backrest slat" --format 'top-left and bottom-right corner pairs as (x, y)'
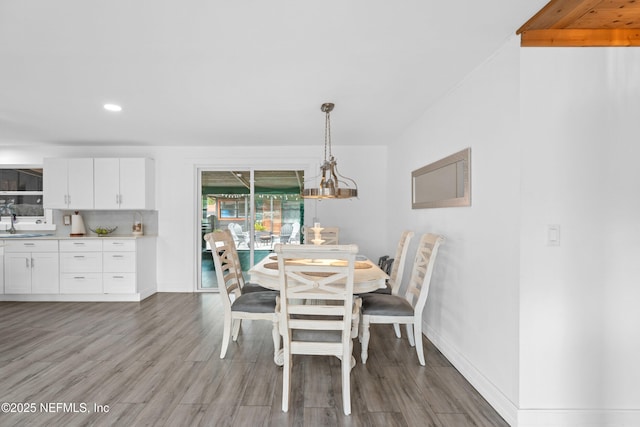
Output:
(204, 230), (244, 305)
(404, 234), (445, 311)
(388, 230), (415, 294)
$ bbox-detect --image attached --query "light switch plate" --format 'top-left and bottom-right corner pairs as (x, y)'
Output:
(63, 215), (71, 226)
(547, 224), (560, 246)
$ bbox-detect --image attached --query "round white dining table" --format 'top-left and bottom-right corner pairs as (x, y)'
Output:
(248, 253), (389, 293)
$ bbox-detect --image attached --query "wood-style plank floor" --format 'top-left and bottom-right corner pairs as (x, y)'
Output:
(0, 293), (508, 427)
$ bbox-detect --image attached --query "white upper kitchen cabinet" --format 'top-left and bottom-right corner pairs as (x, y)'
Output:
(94, 158), (155, 210)
(43, 158), (94, 209)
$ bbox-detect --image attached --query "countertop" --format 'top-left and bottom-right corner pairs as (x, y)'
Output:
(0, 234), (156, 240)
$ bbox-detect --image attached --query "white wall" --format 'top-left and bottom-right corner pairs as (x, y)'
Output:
(0, 144), (388, 292)
(387, 36), (522, 424)
(387, 37), (640, 427)
(518, 47), (640, 426)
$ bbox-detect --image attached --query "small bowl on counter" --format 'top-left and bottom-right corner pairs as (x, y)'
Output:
(89, 226), (117, 236)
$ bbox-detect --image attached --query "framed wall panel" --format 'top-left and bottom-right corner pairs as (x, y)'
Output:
(412, 148), (471, 209)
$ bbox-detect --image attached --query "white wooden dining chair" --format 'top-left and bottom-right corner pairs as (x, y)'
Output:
(367, 230), (415, 338)
(360, 233), (444, 366)
(213, 229), (274, 294)
(373, 230), (414, 296)
(388, 230), (415, 295)
(204, 231), (280, 362)
(288, 222), (301, 244)
(275, 243), (360, 415)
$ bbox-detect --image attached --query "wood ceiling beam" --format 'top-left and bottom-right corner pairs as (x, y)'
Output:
(518, 0), (606, 33)
(517, 0), (640, 46)
(520, 28), (640, 46)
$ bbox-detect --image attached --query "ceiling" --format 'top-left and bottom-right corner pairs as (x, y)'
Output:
(0, 1), (549, 148)
(518, 0), (640, 46)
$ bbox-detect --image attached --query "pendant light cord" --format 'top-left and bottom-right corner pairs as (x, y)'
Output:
(324, 109), (331, 161)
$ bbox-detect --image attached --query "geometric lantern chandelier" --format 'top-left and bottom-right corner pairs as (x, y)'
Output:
(302, 102), (358, 199)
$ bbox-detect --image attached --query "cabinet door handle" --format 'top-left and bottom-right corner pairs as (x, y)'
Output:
(23, 242), (35, 246)
(26, 258), (29, 268)
(113, 276), (125, 279)
(31, 258), (34, 268)
(74, 276), (86, 279)
(112, 255), (124, 258)
(74, 255), (85, 259)
(67, 194), (71, 204)
(73, 242), (85, 246)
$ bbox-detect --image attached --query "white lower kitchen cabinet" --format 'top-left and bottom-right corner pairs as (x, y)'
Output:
(3, 240), (59, 294)
(4, 253), (31, 293)
(103, 273), (136, 294)
(1, 237), (156, 302)
(102, 238), (156, 299)
(103, 239), (136, 293)
(60, 273), (102, 294)
(59, 239), (103, 294)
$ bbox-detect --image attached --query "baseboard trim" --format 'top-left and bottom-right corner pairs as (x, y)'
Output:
(425, 323), (640, 427)
(139, 287), (157, 300)
(0, 293), (146, 302)
(424, 322), (518, 426)
(517, 410), (640, 427)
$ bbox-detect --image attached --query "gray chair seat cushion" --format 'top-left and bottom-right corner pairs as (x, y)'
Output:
(361, 294), (414, 316)
(231, 291), (277, 313)
(242, 282), (276, 294)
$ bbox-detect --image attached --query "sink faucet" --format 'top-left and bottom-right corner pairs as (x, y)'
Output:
(0, 203), (17, 234)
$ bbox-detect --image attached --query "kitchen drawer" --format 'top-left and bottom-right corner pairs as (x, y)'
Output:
(60, 240), (102, 252)
(60, 273), (103, 294)
(103, 252), (135, 272)
(103, 273), (135, 293)
(103, 240), (135, 252)
(4, 240), (58, 252)
(60, 252), (102, 272)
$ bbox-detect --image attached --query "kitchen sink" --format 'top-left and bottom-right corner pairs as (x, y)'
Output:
(0, 233), (54, 238)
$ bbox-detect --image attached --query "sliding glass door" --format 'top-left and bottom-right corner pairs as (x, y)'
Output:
(198, 169), (304, 290)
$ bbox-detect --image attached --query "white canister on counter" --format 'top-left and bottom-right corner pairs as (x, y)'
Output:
(70, 211), (86, 236)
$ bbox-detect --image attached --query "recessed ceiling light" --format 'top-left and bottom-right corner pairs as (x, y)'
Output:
(103, 103), (122, 112)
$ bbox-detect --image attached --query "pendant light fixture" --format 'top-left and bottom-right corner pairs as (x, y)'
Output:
(302, 103), (358, 199)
